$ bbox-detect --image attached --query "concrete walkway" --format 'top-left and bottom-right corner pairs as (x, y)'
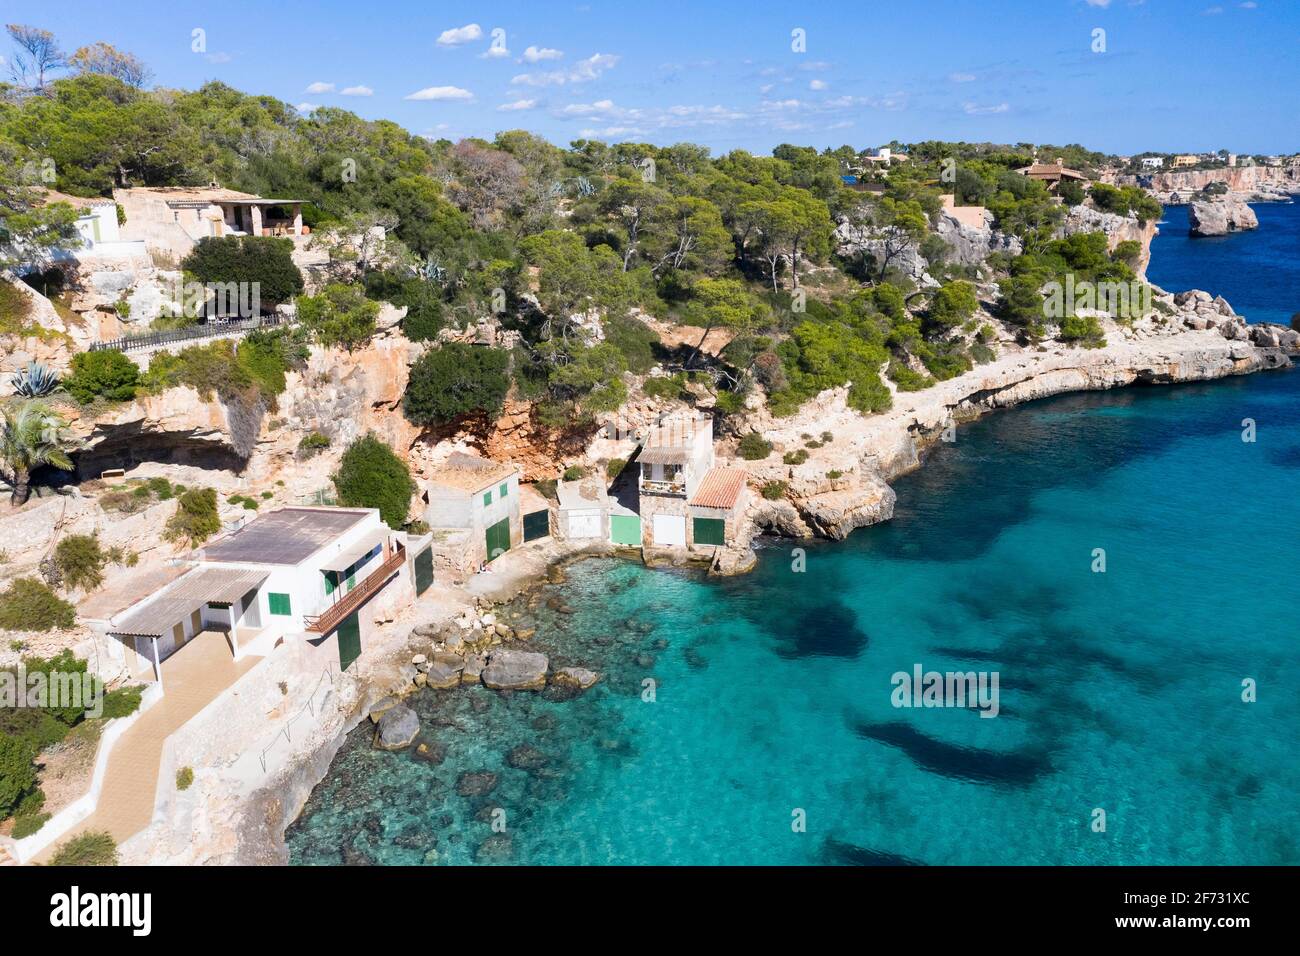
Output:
(37, 631), (260, 861)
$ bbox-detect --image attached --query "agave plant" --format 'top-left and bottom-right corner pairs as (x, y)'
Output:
(1, 399), (76, 505)
(10, 361), (60, 398)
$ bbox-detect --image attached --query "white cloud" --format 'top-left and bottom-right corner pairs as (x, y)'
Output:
(498, 98), (538, 111)
(759, 83), (775, 94)
(522, 45), (563, 63)
(948, 72), (977, 83)
(405, 85), (475, 101)
(305, 81), (335, 94)
(963, 101), (1009, 115)
(560, 99), (619, 115)
(1202, 4), (1224, 12)
(206, 52), (232, 64)
(436, 24), (483, 46)
(1239, 1), (1258, 7)
(512, 52), (619, 86)
(295, 103), (319, 114)
(340, 85), (373, 96)
(809, 79), (828, 91)
(481, 44), (511, 59)
(1084, 0), (1112, 7)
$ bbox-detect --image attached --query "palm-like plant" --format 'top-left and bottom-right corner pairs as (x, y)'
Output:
(1, 399), (76, 505)
(10, 361), (61, 397)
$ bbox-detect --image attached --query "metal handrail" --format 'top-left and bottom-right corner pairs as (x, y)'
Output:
(89, 313), (294, 353)
(258, 662), (339, 773)
(303, 545), (406, 635)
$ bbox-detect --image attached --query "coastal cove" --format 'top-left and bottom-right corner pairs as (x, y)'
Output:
(287, 365), (1300, 866)
(280, 197), (1300, 868)
(1147, 200), (1300, 326)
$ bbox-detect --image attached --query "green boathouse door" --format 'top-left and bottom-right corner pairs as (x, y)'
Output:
(610, 514), (642, 546)
(337, 612), (361, 671)
(523, 509), (550, 542)
(486, 517), (511, 561)
(413, 546), (433, 595)
(693, 517), (726, 546)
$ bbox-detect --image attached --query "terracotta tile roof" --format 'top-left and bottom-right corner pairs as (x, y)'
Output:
(690, 467), (747, 510)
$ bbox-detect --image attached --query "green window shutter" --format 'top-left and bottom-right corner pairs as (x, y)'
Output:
(483, 490), (493, 506)
(324, 572), (336, 595)
(500, 483), (508, 498)
(268, 592), (292, 616)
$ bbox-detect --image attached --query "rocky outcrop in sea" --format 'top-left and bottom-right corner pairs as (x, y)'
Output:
(1188, 198), (1260, 237)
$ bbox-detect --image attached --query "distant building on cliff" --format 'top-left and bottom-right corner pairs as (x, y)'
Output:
(1140, 157), (1165, 169)
(1015, 158), (1089, 195)
(1172, 154), (1199, 168)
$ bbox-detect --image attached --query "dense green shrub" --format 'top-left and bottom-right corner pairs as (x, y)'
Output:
(403, 343), (510, 425)
(783, 449), (808, 465)
(181, 236), (304, 308)
(643, 374), (686, 401)
(11, 811), (49, 838)
(606, 458), (627, 480)
(50, 830), (119, 866)
(0, 734), (37, 818)
(100, 685), (143, 719)
(176, 766), (194, 791)
(54, 533), (106, 592)
(0, 578), (76, 631)
(332, 434), (416, 529)
(738, 433), (773, 460)
(163, 487), (221, 548)
(1060, 314), (1106, 348)
(298, 283), (380, 350)
(760, 480), (787, 500)
(297, 432), (330, 457)
(561, 465), (586, 481)
(63, 350), (139, 404)
(603, 313), (660, 374)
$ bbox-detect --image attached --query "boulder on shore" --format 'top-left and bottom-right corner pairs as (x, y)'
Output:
(425, 651), (465, 690)
(481, 649), (549, 691)
(1189, 198), (1258, 237)
(551, 666), (600, 690)
(374, 704), (420, 750)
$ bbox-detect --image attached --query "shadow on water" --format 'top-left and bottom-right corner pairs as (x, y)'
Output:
(821, 837), (927, 866)
(852, 718), (1053, 787)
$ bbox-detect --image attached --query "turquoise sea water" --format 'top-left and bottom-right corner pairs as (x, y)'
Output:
(1147, 200), (1300, 325)
(288, 225), (1300, 867)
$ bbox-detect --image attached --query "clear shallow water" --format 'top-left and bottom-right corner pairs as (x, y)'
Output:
(288, 370), (1300, 865)
(1147, 200), (1300, 325)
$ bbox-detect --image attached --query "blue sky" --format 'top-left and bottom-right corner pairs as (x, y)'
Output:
(10, 0), (1298, 154)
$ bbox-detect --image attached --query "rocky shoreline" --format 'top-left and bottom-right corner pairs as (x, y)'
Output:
(111, 285), (1298, 865)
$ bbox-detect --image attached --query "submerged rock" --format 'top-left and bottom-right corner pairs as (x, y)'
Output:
(475, 832), (513, 863)
(482, 649), (549, 691)
(456, 770), (499, 798)
(506, 744), (550, 771)
(374, 705), (420, 751)
(412, 736), (448, 765)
